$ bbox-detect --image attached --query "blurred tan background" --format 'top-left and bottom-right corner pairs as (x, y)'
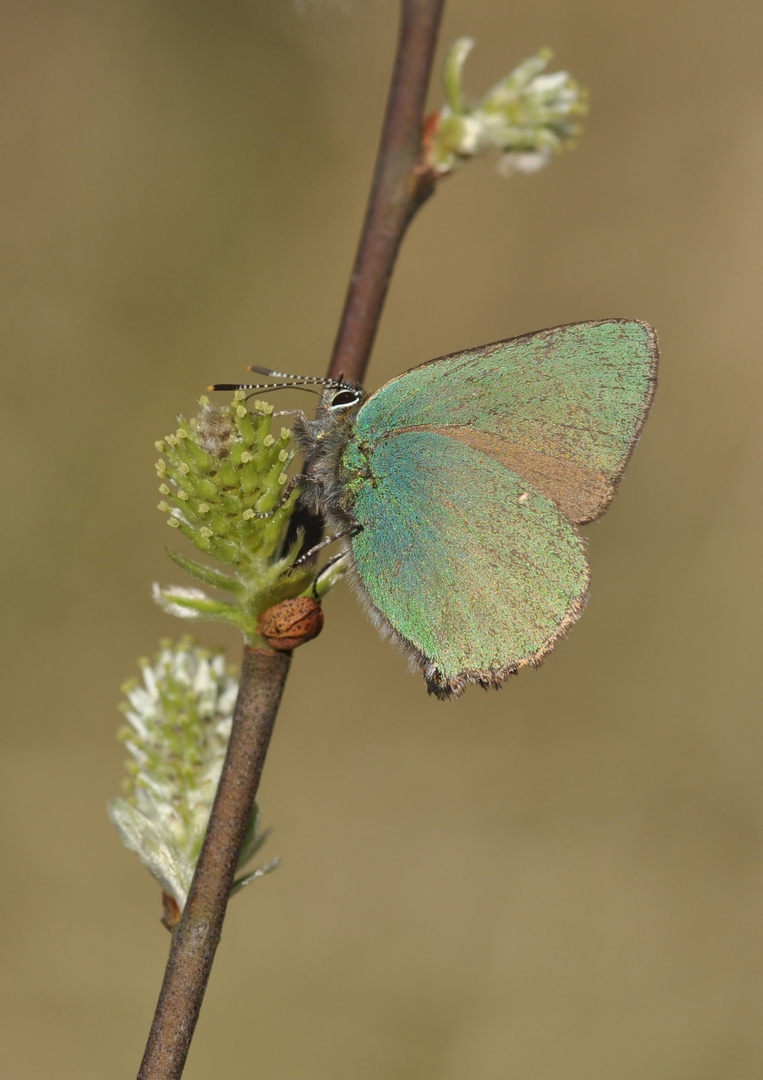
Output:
(2, 1), (762, 1077)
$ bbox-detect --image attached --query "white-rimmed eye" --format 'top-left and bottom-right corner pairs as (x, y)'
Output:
(329, 389), (361, 410)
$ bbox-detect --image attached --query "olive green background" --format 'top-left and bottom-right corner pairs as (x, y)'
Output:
(2, 2), (761, 1078)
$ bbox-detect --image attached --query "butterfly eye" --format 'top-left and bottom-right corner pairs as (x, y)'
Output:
(330, 389), (360, 410)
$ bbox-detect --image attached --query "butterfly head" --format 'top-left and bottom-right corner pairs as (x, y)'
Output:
(209, 365), (365, 427)
(293, 379), (367, 503)
(208, 365), (368, 515)
(313, 380), (365, 423)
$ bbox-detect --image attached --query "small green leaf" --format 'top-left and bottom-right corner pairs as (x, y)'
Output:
(164, 548), (244, 594)
(231, 858), (281, 896)
(153, 584), (246, 626)
(442, 37), (474, 113)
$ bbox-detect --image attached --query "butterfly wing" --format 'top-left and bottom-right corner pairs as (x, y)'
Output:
(355, 320), (658, 524)
(345, 430), (589, 698)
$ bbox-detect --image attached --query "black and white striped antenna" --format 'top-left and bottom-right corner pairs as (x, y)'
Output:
(209, 365), (356, 395)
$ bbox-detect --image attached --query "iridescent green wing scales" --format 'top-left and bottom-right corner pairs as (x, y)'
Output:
(355, 321), (658, 524)
(345, 431), (589, 698)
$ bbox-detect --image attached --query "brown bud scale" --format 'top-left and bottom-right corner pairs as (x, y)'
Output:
(258, 597), (324, 651)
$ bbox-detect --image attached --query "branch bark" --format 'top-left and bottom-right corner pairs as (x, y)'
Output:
(137, 2), (445, 1077)
(137, 647), (290, 1080)
(328, 0), (444, 385)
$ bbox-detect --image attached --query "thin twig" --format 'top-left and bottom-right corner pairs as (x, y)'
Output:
(328, 0), (444, 385)
(137, 648), (290, 1080)
(137, 2), (445, 1077)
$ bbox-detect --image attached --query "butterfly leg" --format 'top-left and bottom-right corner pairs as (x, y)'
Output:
(311, 551), (351, 597)
(293, 524), (362, 567)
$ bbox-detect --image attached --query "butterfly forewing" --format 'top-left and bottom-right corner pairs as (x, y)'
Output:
(354, 320), (658, 524)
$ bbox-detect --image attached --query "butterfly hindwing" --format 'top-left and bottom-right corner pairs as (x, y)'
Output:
(354, 320), (658, 524)
(345, 430), (589, 697)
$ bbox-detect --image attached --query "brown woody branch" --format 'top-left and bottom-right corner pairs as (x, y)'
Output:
(328, 0), (444, 385)
(136, 2), (445, 1077)
(137, 648), (290, 1079)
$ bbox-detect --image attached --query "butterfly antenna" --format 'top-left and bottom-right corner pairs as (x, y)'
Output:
(207, 381), (321, 396)
(248, 365), (328, 384)
(209, 366), (357, 394)
(250, 365), (356, 390)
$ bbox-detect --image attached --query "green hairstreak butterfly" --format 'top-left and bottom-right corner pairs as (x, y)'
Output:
(216, 320), (658, 698)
